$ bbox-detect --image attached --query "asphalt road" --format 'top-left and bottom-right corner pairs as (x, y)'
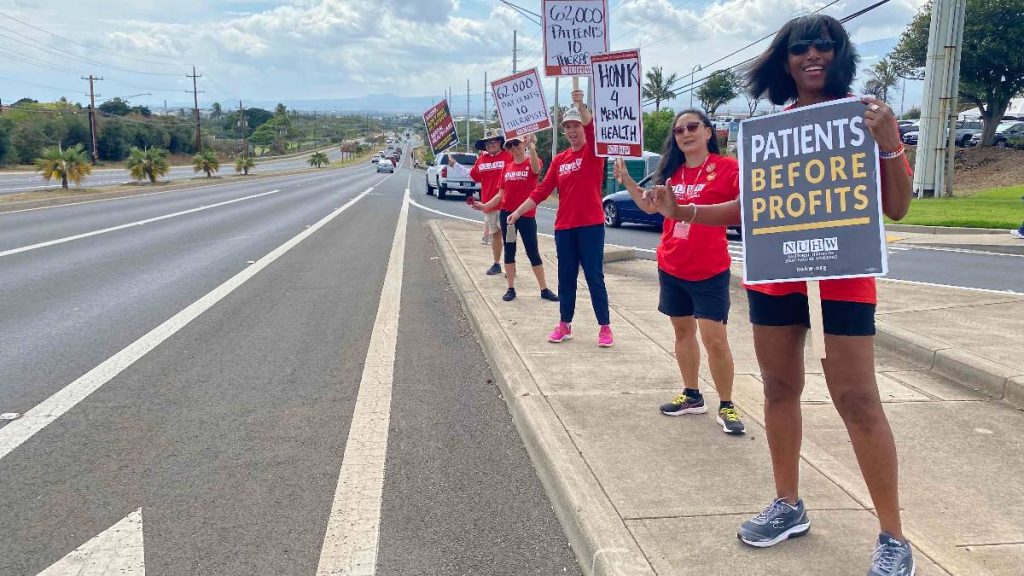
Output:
(0, 147), (348, 195)
(408, 174), (1023, 294)
(0, 159), (582, 575)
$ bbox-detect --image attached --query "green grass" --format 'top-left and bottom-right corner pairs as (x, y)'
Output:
(888, 185), (1024, 229)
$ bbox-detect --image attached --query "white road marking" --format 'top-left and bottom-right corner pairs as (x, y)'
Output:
(37, 509), (145, 576)
(0, 187), (375, 462)
(0, 189), (282, 259)
(896, 244), (1024, 258)
(316, 188), (410, 576)
(878, 277), (1022, 296)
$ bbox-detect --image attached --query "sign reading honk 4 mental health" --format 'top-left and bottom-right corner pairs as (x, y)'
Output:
(738, 98), (887, 284)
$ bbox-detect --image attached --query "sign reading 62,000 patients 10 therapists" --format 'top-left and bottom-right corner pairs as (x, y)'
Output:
(739, 97), (888, 284)
(543, 0), (608, 76)
(491, 69), (552, 139)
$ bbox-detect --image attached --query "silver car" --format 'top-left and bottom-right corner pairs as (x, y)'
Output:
(376, 159), (394, 173)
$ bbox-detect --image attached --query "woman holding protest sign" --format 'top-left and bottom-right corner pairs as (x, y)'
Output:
(507, 89), (613, 347)
(449, 129), (513, 275)
(650, 14), (915, 576)
(472, 133), (559, 303)
(613, 109), (745, 435)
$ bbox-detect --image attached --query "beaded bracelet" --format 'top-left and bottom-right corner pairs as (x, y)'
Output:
(880, 144), (905, 160)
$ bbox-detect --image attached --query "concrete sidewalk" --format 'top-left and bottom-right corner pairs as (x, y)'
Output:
(429, 219), (1024, 576)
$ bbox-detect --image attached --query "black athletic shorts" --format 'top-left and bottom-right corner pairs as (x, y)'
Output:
(746, 289), (876, 336)
(658, 268), (730, 323)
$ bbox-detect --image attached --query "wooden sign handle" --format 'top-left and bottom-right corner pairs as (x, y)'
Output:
(572, 77), (580, 92)
(807, 281), (827, 359)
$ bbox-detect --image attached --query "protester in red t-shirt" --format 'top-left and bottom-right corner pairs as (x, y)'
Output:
(472, 133), (559, 303)
(650, 15), (916, 574)
(614, 109), (744, 436)
(507, 89), (612, 347)
(449, 129), (514, 275)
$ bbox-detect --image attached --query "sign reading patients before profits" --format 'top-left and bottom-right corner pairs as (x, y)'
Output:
(590, 49), (643, 158)
(492, 69), (552, 138)
(422, 100), (459, 154)
(543, 0), (608, 76)
(738, 97), (887, 284)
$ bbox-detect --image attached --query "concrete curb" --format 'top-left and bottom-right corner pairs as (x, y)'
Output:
(429, 221), (656, 576)
(726, 271), (1024, 409)
(885, 224), (1007, 235)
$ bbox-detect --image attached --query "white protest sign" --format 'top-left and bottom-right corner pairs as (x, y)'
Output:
(491, 69), (552, 139)
(542, 0), (609, 76)
(591, 49), (643, 158)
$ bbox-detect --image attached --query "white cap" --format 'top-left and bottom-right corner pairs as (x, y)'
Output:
(561, 106), (583, 126)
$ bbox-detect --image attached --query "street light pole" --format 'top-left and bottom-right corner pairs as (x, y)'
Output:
(690, 64), (703, 109)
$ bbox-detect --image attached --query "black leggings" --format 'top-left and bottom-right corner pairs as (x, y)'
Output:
(499, 210), (543, 267)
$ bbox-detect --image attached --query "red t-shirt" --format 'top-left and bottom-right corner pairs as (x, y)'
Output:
(745, 100), (910, 304)
(530, 121), (606, 230)
(658, 154), (739, 281)
(500, 157), (542, 218)
(470, 150), (514, 210)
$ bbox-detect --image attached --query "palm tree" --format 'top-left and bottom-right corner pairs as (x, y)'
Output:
(211, 102), (223, 119)
(126, 146), (170, 184)
(308, 151), (329, 168)
(34, 143), (92, 190)
(192, 149), (220, 178)
(642, 65), (678, 112)
(235, 155), (255, 175)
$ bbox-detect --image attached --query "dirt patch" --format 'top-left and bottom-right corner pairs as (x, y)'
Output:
(906, 146), (1024, 193)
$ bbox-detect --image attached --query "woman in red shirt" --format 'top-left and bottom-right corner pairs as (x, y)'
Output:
(613, 109), (745, 435)
(472, 133), (559, 303)
(507, 90), (613, 347)
(651, 15), (915, 576)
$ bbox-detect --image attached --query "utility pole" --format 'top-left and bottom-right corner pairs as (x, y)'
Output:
(466, 79), (471, 152)
(238, 100), (248, 157)
(913, 0), (966, 198)
(81, 75), (103, 163)
(513, 30), (518, 73)
(312, 110), (318, 150)
(187, 66), (203, 152)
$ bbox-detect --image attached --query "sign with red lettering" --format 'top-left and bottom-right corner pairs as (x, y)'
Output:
(491, 69), (552, 139)
(542, 0), (609, 77)
(422, 100), (459, 154)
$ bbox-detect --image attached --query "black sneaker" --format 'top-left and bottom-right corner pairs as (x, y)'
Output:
(502, 288), (517, 301)
(660, 393), (707, 416)
(485, 263), (502, 275)
(737, 498), (811, 548)
(868, 533), (916, 576)
(540, 288), (559, 302)
(717, 406), (746, 435)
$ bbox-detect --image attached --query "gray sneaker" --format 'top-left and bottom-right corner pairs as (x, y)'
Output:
(868, 533), (916, 576)
(737, 498), (810, 547)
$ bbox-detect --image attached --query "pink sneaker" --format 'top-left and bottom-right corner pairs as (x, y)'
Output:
(598, 325), (614, 347)
(548, 322), (572, 343)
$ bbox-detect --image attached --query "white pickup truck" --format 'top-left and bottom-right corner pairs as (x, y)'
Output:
(425, 151), (480, 200)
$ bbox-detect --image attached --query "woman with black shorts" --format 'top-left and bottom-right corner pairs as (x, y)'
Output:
(613, 109), (744, 435)
(650, 15), (915, 576)
(473, 133), (559, 303)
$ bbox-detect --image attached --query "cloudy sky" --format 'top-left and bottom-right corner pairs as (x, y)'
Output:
(1, 0), (928, 114)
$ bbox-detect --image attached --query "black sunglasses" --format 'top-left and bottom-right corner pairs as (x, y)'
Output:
(788, 38), (836, 56)
(672, 122), (704, 135)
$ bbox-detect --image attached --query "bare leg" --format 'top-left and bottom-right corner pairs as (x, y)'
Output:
(752, 324), (807, 505)
(505, 263), (516, 289)
(491, 231), (502, 264)
(697, 318), (734, 402)
(822, 335), (904, 539)
(670, 316), (700, 390)
(531, 264), (548, 291)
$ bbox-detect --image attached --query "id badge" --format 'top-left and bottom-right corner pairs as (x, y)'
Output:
(672, 220), (690, 239)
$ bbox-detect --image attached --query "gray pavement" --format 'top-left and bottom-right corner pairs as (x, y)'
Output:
(429, 218), (1024, 576)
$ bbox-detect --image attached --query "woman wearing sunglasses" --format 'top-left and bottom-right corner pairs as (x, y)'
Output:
(613, 110), (744, 436)
(472, 133), (559, 303)
(650, 15), (914, 576)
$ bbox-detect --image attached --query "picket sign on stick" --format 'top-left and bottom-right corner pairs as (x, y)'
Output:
(806, 281), (827, 359)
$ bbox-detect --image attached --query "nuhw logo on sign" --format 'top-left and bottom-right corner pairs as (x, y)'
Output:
(783, 237), (838, 255)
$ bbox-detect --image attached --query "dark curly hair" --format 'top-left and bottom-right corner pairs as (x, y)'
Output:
(745, 14), (859, 106)
(653, 109), (720, 186)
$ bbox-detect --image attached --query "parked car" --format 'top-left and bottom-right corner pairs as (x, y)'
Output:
(602, 174), (742, 238)
(376, 159), (394, 173)
(425, 151), (480, 200)
(969, 121), (1024, 148)
(902, 120), (982, 147)
(898, 120), (919, 135)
